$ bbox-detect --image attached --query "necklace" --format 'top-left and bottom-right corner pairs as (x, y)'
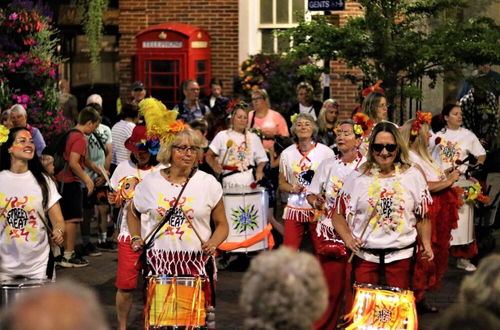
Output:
(163, 168), (189, 187)
(368, 163), (405, 233)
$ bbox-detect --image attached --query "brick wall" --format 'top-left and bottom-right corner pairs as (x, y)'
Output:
(330, 1), (365, 120)
(118, 0), (239, 102)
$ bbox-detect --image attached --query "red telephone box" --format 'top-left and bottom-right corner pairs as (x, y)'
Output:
(135, 23), (211, 108)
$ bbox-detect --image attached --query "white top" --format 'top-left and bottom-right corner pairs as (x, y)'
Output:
(111, 120), (136, 165)
(110, 160), (165, 241)
(85, 123), (112, 180)
(339, 165), (431, 263)
(430, 127), (486, 173)
(299, 103), (317, 120)
(209, 129), (268, 187)
(0, 171), (60, 279)
(280, 143), (334, 220)
(308, 153), (365, 239)
(133, 170), (222, 275)
(409, 150), (443, 182)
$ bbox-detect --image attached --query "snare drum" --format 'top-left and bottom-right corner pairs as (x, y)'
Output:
(344, 283), (417, 330)
(1, 279), (53, 306)
(222, 186), (269, 253)
(145, 275), (206, 329)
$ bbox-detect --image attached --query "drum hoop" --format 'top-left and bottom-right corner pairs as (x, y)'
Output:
(354, 282), (410, 294)
(223, 191), (263, 196)
(1, 279), (54, 288)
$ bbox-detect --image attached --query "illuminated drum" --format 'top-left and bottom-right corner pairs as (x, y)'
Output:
(450, 179), (477, 245)
(344, 283), (417, 330)
(222, 186), (269, 253)
(145, 275), (206, 329)
(1, 279), (53, 306)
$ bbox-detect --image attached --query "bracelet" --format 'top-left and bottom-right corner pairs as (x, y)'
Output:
(131, 235), (142, 242)
(55, 228), (64, 235)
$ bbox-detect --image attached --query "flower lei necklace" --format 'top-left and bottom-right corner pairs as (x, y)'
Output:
(368, 163), (405, 233)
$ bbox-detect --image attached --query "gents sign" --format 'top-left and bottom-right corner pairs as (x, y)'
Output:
(308, 0), (345, 11)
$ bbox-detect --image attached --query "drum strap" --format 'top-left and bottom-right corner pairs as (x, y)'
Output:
(220, 165), (255, 179)
(360, 241), (417, 287)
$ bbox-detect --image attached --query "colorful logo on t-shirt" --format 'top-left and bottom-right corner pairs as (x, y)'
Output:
(439, 139), (461, 165)
(370, 188), (405, 233)
(292, 160), (317, 187)
(156, 195), (196, 242)
(1, 196), (39, 243)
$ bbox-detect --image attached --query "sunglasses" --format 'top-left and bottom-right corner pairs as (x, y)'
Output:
(372, 143), (397, 152)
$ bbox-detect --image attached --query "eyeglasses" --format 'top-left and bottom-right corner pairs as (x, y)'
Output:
(251, 97), (264, 101)
(372, 143), (397, 152)
(172, 145), (200, 154)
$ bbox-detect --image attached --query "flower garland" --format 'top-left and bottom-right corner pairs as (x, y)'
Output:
(0, 124), (9, 144)
(226, 130), (252, 172)
(368, 164), (406, 233)
(452, 182), (490, 207)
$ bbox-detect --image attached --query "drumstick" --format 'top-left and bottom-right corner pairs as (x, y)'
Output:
(218, 140), (234, 180)
(0, 197), (13, 218)
(348, 199), (380, 263)
(98, 164), (114, 191)
(36, 211), (53, 235)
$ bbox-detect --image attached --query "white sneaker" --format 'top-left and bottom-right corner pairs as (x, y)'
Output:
(457, 258), (476, 272)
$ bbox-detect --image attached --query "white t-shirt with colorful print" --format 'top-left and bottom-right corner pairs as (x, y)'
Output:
(339, 165), (431, 263)
(0, 171), (60, 279)
(133, 170), (222, 275)
(209, 129), (268, 187)
(308, 153), (365, 239)
(280, 143), (334, 222)
(430, 127), (485, 173)
(110, 160), (165, 241)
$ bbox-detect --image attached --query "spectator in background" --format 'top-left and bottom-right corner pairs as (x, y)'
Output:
(58, 79), (79, 124)
(81, 95), (113, 255)
(1, 109), (12, 129)
(362, 91), (388, 124)
(0, 280), (109, 330)
(456, 64), (500, 100)
(204, 78), (230, 140)
(240, 247), (327, 330)
(316, 99), (340, 149)
(248, 89), (289, 150)
(175, 79), (210, 123)
(56, 107), (101, 268)
(111, 103), (139, 174)
(287, 82), (323, 126)
(130, 81), (147, 105)
(9, 104), (46, 155)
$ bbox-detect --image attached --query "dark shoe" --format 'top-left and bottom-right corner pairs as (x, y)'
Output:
(417, 300), (439, 314)
(57, 254), (89, 268)
(97, 241), (117, 252)
(83, 242), (102, 257)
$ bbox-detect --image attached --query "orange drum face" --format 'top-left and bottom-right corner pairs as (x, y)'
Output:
(116, 176), (140, 204)
(146, 276), (206, 327)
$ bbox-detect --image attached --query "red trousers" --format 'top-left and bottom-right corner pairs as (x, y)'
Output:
(353, 257), (412, 289)
(314, 255), (347, 330)
(283, 219), (318, 249)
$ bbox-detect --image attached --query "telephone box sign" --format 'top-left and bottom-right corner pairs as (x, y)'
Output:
(142, 41), (183, 48)
(308, 0), (345, 11)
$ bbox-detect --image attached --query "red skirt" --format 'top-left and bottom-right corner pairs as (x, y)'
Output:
(413, 187), (460, 297)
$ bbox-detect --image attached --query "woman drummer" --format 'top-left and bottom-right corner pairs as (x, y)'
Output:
(279, 113), (334, 249)
(0, 126), (64, 280)
(401, 112), (461, 313)
(127, 128), (228, 322)
(108, 125), (163, 330)
(430, 104), (486, 272)
(306, 120), (365, 329)
(206, 102), (268, 187)
(333, 122), (433, 289)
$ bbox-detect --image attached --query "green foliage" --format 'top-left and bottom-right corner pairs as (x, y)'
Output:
(285, 0), (500, 120)
(237, 54), (321, 114)
(80, 0), (108, 74)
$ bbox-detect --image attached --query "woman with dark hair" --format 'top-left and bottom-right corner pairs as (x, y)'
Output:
(401, 112), (461, 312)
(430, 104), (486, 272)
(108, 125), (163, 330)
(306, 119), (365, 329)
(0, 127), (64, 280)
(333, 122), (433, 289)
(279, 113), (334, 249)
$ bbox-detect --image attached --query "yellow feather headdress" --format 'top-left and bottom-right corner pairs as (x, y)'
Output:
(138, 98), (189, 145)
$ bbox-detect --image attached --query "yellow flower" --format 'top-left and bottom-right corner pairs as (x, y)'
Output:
(353, 124), (363, 136)
(290, 113), (299, 124)
(0, 125), (9, 144)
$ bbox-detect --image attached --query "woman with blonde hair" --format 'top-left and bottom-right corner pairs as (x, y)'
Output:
(362, 91), (388, 124)
(401, 112), (461, 313)
(316, 99), (340, 148)
(333, 122), (433, 289)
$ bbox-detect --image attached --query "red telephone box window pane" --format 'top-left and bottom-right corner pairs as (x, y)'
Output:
(196, 74), (206, 87)
(145, 59), (180, 108)
(196, 60), (206, 72)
